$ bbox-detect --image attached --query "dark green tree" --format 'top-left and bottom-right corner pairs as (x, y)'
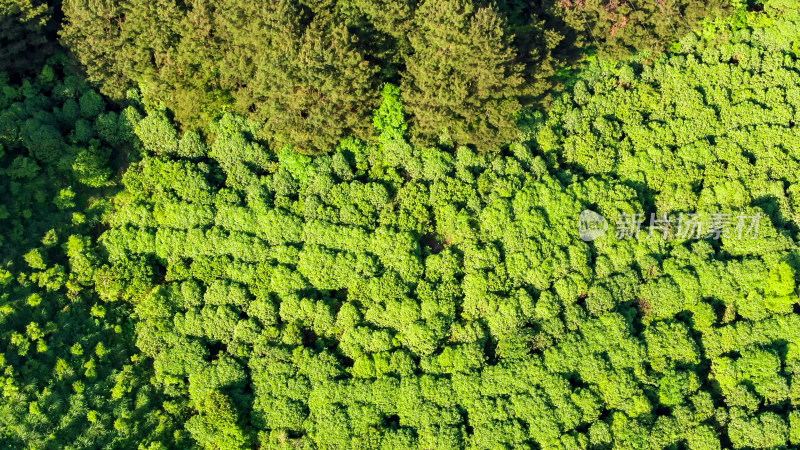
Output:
(402, 0), (524, 151)
(551, 0), (731, 59)
(0, 0), (58, 78)
(248, 11), (380, 153)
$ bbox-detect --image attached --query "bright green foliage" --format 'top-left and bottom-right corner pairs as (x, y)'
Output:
(374, 83), (408, 141)
(97, 8), (800, 445)
(4, 1), (800, 449)
(536, 3), (800, 245)
(103, 96), (625, 449)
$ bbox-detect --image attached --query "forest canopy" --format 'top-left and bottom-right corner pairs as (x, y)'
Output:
(58, 0), (732, 153)
(1, 0), (800, 449)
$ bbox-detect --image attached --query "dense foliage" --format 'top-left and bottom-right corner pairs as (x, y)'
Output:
(2, 0), (800, 449)
(59, 0), (730, 153)
(91, 6), (800, 446)
(0, 60), (182, 448)
(0, 0), (59, 78)
(555, 0), (732, 59)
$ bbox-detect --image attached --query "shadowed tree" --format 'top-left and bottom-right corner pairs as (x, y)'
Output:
(0, 0), (58, 78)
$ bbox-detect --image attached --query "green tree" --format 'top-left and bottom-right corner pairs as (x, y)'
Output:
(402, 0), (524, 150)
(551, 0), (731, 59)
(249, 12), (380, 153)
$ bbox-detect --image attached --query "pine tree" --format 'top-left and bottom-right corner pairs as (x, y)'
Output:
(343, 0), (418, 81)
(551, 0), (731, 59)
(62, 0), (379, 152)
(247, 12), (380, 154)
(402, 0), (524, 151)
(60, 0), (184, 100)
(215, 0), (306, 115)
